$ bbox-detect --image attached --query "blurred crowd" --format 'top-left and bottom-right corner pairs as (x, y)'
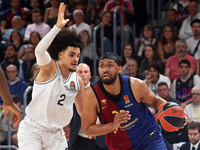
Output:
(1, 0), (200, 150)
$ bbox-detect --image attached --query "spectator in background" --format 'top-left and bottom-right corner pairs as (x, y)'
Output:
(18, 44), (36, 85)
(104, 0), (135, 44)
(158, 9), (182, 38)
(184, 85), (200, 124)
(158, 25), (179, 65)
(165, 40), (196, 83)
(157, 82), (180, 105)
(66, 0), (87, 28)
(144, 63), (171, 95)
(186, 19), (200, 60)
(170, 59), (200, 107)
(79, 30), (98, 75)
(27, 0), (44, 24)
(120, 43), (138, 73)
(5, 64), (26, 104)
(0, 0), (28, 34)
(173, 0), (189, 23)
(24, 8), (51, 41)
(138, 45), (163, 78)
(44, 0), (59, 28)
(179, 0), (200, 40)
(68, 63), (108, 150)
(120, 58), (144, 80)
(0, 95), (22, 147)
(18, 31), (41, 61)
(2, 16), (26, 42)
(136, 24), (157, 64)
(1, 43), (22, 75)
(8, 30), (24, 50)
(85, 0), (105, 29)
(68, 9), (92, 38)
(96, 10), (113, 56)
(180, 122), (200, 150)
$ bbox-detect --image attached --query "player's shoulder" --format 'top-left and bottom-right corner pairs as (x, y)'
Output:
(130, 76), (144, 85)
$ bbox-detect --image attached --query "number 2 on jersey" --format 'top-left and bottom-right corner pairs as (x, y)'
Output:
(57, 94), (66, 106)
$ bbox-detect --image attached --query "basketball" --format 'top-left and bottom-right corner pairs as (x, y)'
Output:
(155, 102), (186, 132)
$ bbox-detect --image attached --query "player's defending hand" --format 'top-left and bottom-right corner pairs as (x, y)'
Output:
(112, 111), (131, 130)
(56, 2), (70, 29)
(3, 103), (21, 128)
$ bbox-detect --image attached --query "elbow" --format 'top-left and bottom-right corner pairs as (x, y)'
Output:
(82, 125), (92, 136)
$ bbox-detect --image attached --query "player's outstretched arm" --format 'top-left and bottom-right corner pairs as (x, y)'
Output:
(35, 2), (69, 72)
(81, 87), (131, 136)
(0, 66), (21, 128)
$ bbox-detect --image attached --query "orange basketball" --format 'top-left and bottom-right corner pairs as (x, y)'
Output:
(155, 102), (186, 132)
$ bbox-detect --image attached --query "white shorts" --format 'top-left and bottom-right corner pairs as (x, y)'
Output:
(17, 116), (68, 150)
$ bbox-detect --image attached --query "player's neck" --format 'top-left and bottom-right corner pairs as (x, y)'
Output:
(103, 77), (121, 95)
(58, 63), (70, 81)
(181, 73), (190, 80)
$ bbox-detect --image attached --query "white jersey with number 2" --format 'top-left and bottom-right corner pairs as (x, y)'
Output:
(26, 62), (80, 129)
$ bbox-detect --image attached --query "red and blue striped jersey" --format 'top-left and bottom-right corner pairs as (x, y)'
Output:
(91, 75), (160, 150)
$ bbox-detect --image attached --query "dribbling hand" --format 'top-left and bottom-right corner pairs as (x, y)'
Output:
(112, 111), (131, 130)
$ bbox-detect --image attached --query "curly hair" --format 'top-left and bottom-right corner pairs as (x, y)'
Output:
(47, 28), (85, 60)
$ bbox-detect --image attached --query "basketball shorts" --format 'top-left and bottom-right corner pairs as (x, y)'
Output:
(17, 116), (68, 150)
(141, 129), (167, 150)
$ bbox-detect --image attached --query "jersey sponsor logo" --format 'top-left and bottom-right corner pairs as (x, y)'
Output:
(70, 81), (75, 90)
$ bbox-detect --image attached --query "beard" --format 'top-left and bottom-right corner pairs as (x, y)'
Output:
(100, 72), (118, 85)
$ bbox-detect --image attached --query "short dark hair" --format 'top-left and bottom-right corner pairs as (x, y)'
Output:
(6, 43), (18, 52)
(148, 63), (160, 73)
(48, 28), (85, 60)
(189, 0), (198, 3)
(158, 82), (169, 88)
(32, 8), (43, 16)
(168, 8), (177, 14)
(179, 59), (190, 68)
(190, 19), (200, 27)
(11, 95), (21, 104)
(127, 58), (138, 67)
(188, 122), (200, 133)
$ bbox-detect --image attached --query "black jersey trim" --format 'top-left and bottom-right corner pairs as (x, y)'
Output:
(91, 83), (101, 116)
(34, 67), (59, 85)
(97, 74), (123, 103)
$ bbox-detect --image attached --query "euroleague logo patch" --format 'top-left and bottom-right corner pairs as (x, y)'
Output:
(70, 81), (75, 90)
(123, 95), (130, 104)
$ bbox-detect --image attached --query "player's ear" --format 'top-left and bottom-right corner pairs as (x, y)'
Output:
(118, 66), (122, 73)
(58, 51), (63, 60)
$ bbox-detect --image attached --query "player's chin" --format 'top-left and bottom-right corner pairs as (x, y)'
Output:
(69, 68), (76, 72)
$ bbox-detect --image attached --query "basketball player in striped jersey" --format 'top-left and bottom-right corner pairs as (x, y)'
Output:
(81, 52), (168, 150)
(17, 3), (85, 150)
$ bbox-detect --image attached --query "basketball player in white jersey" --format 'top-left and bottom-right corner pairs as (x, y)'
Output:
(0, 66), (21, 128)
(17, 3), (85, 150)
